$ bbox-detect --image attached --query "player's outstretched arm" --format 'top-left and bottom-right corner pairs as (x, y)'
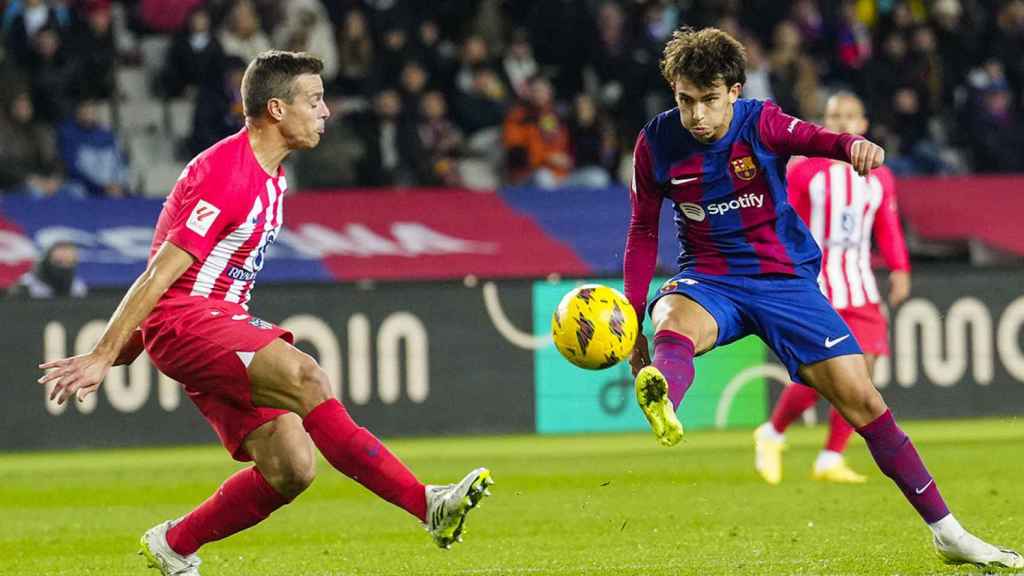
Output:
(37, 242), (194, 404)
(624, 132), (661, 376)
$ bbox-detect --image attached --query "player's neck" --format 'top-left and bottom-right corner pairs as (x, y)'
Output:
(245, 120), (289, 176)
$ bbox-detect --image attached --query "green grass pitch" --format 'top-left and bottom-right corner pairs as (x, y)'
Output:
(2, 418), (1022, 575)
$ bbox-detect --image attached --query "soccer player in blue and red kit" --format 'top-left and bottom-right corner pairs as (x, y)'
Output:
(624, 27), (1021, 568)
(38, 51), (491, 576)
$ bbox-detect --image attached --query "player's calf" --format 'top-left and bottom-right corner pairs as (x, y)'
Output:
(244, 414), (318, 499)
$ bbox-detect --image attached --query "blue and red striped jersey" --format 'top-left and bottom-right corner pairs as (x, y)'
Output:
(624, 98), (863, 320)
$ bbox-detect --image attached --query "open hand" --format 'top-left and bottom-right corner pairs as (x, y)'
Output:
(38, 352), (113, 405)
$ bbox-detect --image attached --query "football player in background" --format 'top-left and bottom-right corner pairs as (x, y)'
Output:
(754, 91), (911, 485)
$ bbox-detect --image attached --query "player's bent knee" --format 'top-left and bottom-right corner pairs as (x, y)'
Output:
(296, 356), (331, 399)
(835, 383), (887, 427)
(264, 439), (317, 499)
(279, 354), (331, 413)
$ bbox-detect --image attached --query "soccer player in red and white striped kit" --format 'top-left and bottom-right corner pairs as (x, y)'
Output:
(754, 92), (911, 484)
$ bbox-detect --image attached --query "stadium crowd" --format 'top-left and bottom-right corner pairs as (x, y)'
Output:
(0, 0), (1021, 196)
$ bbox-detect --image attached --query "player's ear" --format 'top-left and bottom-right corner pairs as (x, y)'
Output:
(728, 83), (741, 103)
(267, 98), (286, 121)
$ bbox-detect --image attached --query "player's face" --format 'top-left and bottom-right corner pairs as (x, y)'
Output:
(672, 76), (740, 143)
(823, 96), (868, 136)
(279, 74), (330, 150)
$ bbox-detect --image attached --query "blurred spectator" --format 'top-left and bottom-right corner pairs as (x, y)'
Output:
(454, 66), (509, 136)
(884, 86), (947, 175)
(769, 20), (821, 119)
(908, 25), (944, 115)
(931, 0), (978, 106)
(866, 31), (911, 127)
(0, 89), (74, 197)
(454, 35), (492, 96)
(4, 0), (72, 71)
(503, 75), (572, 188)
(416, 91), (464, 187)
(588, 1), (658, 144)
(70, 0), (115, 101)
(274, 0), (338, 84)
(832, 0), (873, 89)
(502, 28), (538, 101)
(334, 9), (376, 96)
(790, 0), (827, 58)
(377, 26), (412, 82)
(413, 19), (452, 80)
(641, 1), (680, 45)
(159, 6), (224, 99)
(968, 69), (1024, 172)
(8, 240), (87, 299)
(564, 94), (615, 189)
(187, 56), (246, 157)
(355, 89), (418, 187)
(742, 35), (774, 102)
(988, 0), (1024, 97)
(57, 98), (129, 197)
(218, 0), (270, 64)
(471, 0), (505, 54)
(25, 24), (77, 123)
(398, 60), (430, 123)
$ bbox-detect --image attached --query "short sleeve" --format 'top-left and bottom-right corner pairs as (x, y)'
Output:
(165, 160), (239, 262)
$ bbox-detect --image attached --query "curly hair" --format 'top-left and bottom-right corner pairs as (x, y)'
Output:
(660, 27), (747, 89)
(242, 50), (324, 118)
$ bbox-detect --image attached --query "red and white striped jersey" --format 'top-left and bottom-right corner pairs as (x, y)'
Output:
(787, 158), (909, 310)
(150, 128), (285, 309)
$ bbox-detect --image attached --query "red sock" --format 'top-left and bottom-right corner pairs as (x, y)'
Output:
(652, 330), (696, 410)
(769, 383), (819, 433)
(825, 407), (855, 453)
(302, 399), (426, 522)
(166, 466), (290, 556)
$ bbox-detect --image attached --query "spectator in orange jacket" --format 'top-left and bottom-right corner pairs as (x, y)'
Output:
(503, 75), (572, 188)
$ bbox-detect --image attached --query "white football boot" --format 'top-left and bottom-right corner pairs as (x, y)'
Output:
(139, 520), (202, 576)
(933, 527), (1024, 568)
(425, 467), (494, 549)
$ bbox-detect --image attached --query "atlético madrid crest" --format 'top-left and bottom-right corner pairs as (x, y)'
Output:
(731, 156), (758, 180)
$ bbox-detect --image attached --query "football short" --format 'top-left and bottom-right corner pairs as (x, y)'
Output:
(142, 296), (292, 461)
(648, 272), (862, 383)
(839, 302), (889, 357)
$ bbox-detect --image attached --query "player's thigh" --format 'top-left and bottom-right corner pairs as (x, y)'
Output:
(798, 354), (887, 428)
(650, 294), (720, 354)
(243, 412), (317, 498)
(247, 338), (331, 415)
(746, 278), (862, 381)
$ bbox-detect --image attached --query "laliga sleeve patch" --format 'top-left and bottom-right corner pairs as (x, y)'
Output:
(186, 199), (221, 237)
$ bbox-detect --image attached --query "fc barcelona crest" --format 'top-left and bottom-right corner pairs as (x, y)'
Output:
(731, 156), (758, 180)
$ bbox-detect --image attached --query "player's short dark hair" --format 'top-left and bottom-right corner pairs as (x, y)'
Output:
(241, 50), (324, 118)
(660, 27), (746, 89)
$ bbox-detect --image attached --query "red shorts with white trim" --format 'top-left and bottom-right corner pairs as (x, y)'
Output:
(142, 296), (292, 461)
(839, 302), (889, 357)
